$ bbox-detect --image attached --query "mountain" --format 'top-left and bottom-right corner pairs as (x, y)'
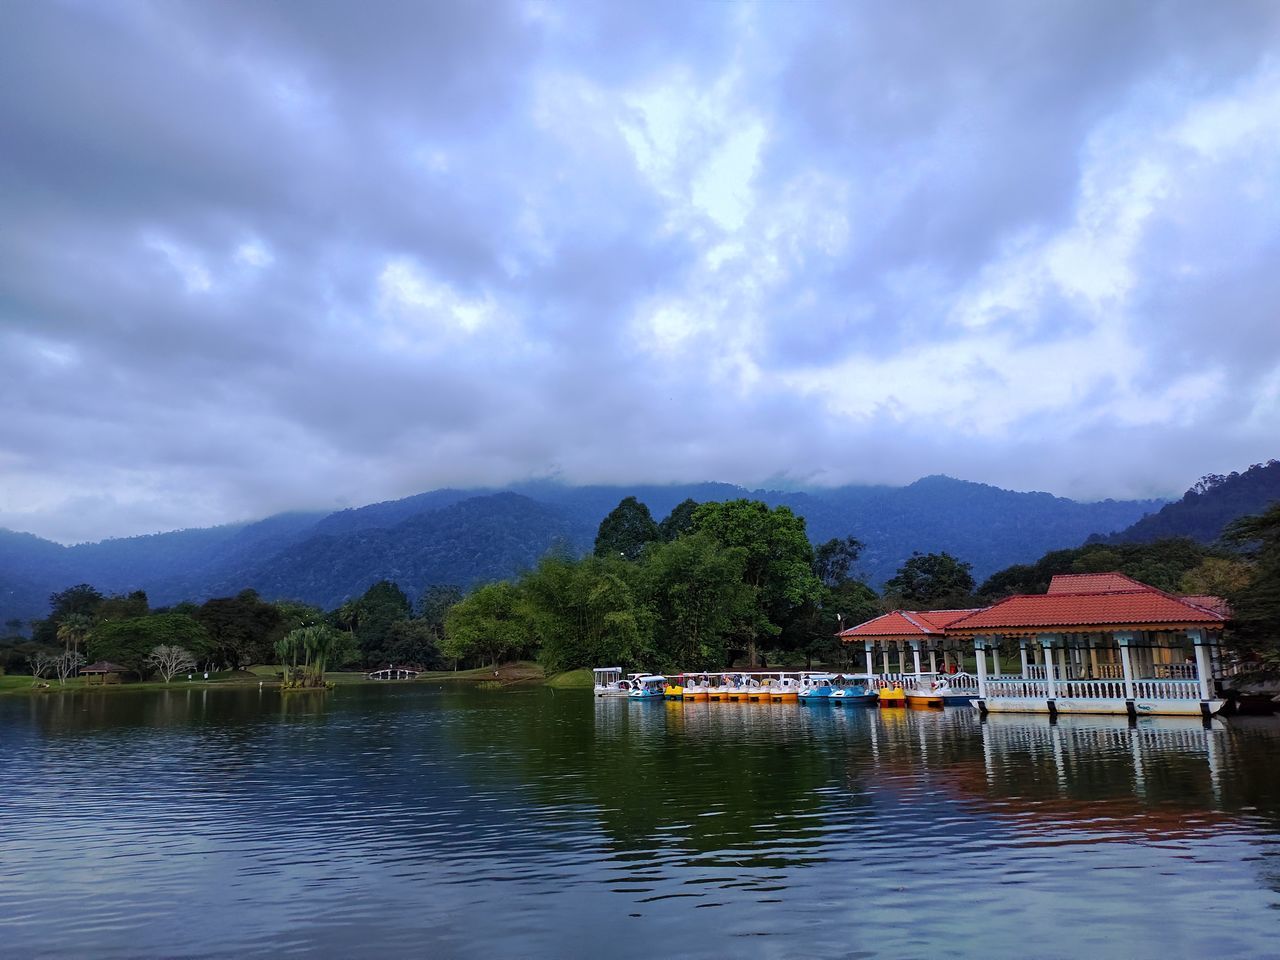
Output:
(1096, 460), (1280, 545)
(0, 476), (1164, 626)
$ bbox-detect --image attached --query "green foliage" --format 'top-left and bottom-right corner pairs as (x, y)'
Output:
(639, 533), (752, 669)
(442, 582), (530, 667)
(885, 552), (975, 609)
(814, 536), (864, 588)
(1223, 503), (1280, 674)
(594, 496), (661, 560)
(385, 619), (446, 669)
(691, 500), (823, 664)
(345, 580), (414, 665)
(521, 554), (652, 672)
(278, 624), (343, 686)
(977, 538), (1220, 599)
(87, 613), (209, 676)
(195, 589), (285, 670)
(96, 591), (149, 623)
(658, 498), (699, 541)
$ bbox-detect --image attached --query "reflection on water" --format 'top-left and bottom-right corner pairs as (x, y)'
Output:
(2, 686), (1278, 959)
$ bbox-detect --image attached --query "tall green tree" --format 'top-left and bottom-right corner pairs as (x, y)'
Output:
(442, 582), (529, 668)
(691, 500), (822, 666)
(1223, 503), (1280, 676)
(87, 613), (209, 676)
(350, 580), (413, 665)
(520, 554), (652, 672)
(196, 590), (284, 670)
(640, 532), (752, 669)
(56, 613), (94, 666)
(885, 552), (975, 609)
(594, 496), (661, 560)
(658, 498), (700, 541)
(814, 536), (865, 588)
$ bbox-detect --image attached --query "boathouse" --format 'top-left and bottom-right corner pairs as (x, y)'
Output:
(840, 573), (1230, 717)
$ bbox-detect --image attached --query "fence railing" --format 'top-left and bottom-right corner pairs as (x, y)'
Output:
(1133, 679), (1200, 700)
(985, 678), (1050, 699)
(1153, 663), (1197, 680)
(1059, 679), (1126, 699)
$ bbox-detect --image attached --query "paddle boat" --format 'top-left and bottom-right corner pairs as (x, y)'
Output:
(593, 667), (643, 698)
(682, 674), (710, 702)
(664, 675), (685, 700)
(904, 673), (976, 708)
(829, 674), (878, 706)
(765, 674), (801, 702)
(798, 673), (836, 703)
(877, 680), (906, 708)
(629, 675), (668, 700)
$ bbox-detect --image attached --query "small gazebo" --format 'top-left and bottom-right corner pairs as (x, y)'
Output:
(80, 661), (129, 685)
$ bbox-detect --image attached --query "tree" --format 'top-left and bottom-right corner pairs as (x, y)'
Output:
(56, 613), (94, 673)
(96, 591), (149, 623)
(195, 590), (284, 670)
(814, 536), (865, 588)
(692, 500), (822, 666)
(442, 582), (529, 668)
(27, 650), (57, 686)
(277, 624), (341, 686)
(87, 613), (209, 676)
(54, 650), (84, 685)
(594, 496), (661, 560)
(1223, 503), (1280, 675)
(1180, 557), (1253, 597)
(349, 581), (413, 666)
(520, 554), (652, 672)
(885, 552), (976, 609)
(146, 645), (196, 683)
(640, 533), (752, 669)
(385, 619), (445, 670)
(658, 498), (700, 541)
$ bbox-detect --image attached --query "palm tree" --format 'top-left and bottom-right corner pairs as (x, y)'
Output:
(56, 614), (94, 677)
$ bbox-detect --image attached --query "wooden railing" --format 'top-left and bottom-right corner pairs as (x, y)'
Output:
(1153, 663), (1197, 680)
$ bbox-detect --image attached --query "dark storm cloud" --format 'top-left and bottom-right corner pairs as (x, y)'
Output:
(1, 0), (1279, 542)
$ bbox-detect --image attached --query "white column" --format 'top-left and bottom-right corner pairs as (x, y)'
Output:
(882, 649), (891, 675)
(1088, 640), (1099, 680)
(1019, 641), (1030, 679)
(1118, 632), (1136, 700)
(1056, 643), (1070, 684)
(911, 640), (922, 676)
(991, 646), (1002, 677)
(898, 644), (907, 676)
(929, 649), (937, 673)
(1042, 637), (1057, 699)
(974, 637), (989, 698)
(1191, 630), (1213, 701)
(865, 642), (875, 677)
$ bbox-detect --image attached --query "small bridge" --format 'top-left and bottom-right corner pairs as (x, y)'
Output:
(366, 666), (421, 680)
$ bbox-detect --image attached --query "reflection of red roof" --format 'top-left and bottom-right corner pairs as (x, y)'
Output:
(840, 608), (983, 638)
(1047, 573), (1147, 594)
(948, 588), (1226, 633)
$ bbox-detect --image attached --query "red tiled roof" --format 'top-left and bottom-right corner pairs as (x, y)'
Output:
(947, 589), (1226, 632)
(839, 608), (984, 639)
(913, 609), (983, 630)
(1180, 594), (1231, 617)
(1046, 573), (1148, 594)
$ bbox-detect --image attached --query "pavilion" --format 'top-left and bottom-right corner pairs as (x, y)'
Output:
(840, 573), (1230, 717)
(80, 661), (130, 685)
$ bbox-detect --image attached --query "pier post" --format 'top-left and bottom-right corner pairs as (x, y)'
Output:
(974, 637), (989, 698)
(1191, 629), (1213, 701)
(1117, 632), (1136, 701)
(1042, 635), (1057, 699)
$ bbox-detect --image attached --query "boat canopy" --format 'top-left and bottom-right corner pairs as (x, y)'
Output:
(593, 667), (623, 675)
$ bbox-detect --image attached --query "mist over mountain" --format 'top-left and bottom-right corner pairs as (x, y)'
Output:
(0, 475), (1168, 626)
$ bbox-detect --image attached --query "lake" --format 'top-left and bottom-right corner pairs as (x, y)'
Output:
(2, 684), (1278, 959)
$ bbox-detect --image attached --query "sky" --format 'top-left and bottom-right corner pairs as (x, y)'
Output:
(3, 1), (1280, 544)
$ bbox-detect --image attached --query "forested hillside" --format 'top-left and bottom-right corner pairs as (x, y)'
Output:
(1097, 461), (1280, 545)
(0, 476), (1163, 626)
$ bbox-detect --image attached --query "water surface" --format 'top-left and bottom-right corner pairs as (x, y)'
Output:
(2, 684), (1278, 958)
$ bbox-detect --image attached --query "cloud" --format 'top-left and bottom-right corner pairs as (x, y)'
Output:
(1, 0), (1279, 542)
